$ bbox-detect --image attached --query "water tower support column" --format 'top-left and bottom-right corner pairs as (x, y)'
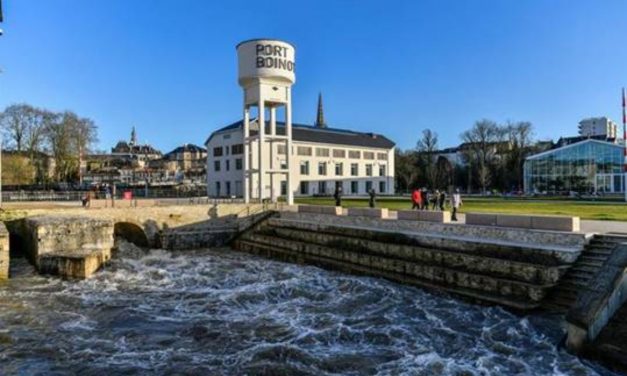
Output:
(243, 104), (250, 204)
(286, 91), (294, 205)
(258, 101), (265, 202)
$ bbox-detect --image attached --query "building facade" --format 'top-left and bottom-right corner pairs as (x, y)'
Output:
(578, 117), (618, 138)
(205, 118), (395, 199)
(523, 139), (625, 194)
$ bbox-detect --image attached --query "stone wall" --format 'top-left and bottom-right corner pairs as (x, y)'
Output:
(0, 223), (8, 279)
(234, 212), (586, 310)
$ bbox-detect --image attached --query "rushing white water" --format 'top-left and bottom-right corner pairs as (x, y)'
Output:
(0, 241), (619, 375)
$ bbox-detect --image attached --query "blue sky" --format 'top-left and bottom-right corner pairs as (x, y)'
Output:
(0, 0), (625, 152)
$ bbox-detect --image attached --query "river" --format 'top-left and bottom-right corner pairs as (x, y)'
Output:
(0, 242), (619, 375)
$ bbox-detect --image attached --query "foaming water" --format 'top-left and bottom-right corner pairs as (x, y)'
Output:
(0, 242), (618, 375)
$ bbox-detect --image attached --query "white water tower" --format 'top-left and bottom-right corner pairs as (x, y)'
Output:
(237, 39), (296, 205)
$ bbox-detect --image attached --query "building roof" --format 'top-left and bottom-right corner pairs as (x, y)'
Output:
(205, 120), (395, 149)
(112, 141), (162, 155)
(165, 144), (207, 156)
(525, 138), (623, 161)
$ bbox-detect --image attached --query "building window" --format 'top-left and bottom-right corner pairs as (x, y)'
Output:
(214, 160), (221, 172)
(318, 162), (327, 176)
(351, 163), (359, 176)
(316, 147), (330, 157)
(333, 149), (346, 158)
(215, 181), (221, 196)
(377, 152), (387, 160)
(226, 181), (231, 196)
(318, 181), (327, 194)
(277, 144), (286, 155)
(213, 147), (223, 157)
(379, 165), (386, 176)
(364, 151), (375, 160)
(226, 160), (230, 171)
(281, 181), (287, 195)
(300, 181), (309, 195)
(235, 180), (242, 196)
(335, 162), (343, 176)
(300, 161), (310, 175)
(349, 150), (361, 159)
(223, 134), (231, 140)
(366, 164), (373, 176)
(280, 160), (287, 169)
(232, 144), (244, 155)
(225, 146), (230, 155)
(365, 181), (373, 192)
(351, 181), (358, 194)
(297, 146), (312, 156)
(235, 158), (243, 170)
(379, 181), (386, 193)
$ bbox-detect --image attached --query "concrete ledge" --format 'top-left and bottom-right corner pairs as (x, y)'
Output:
(497, 214), (532, 229)
(466, 213), (497, 226)
(346, 207), (389, 219)
(467, 212), (580, 232)
(397, 210), (451, 223)
(532, 216), (580, 232)
(88, 199), (157, 209)
(298, 205), (342, 215)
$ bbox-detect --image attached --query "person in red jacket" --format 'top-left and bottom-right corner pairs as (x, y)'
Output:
(411, 189), (422, 210)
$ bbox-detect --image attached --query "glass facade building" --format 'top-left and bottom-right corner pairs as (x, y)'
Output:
(524, 139), (625, 194)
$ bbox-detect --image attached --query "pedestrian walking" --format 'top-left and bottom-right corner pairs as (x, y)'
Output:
(439, 190), (446, 211)
(411, 188), (422, 210)
(334, 186), (343, 207)
(431, 190), (440, 211)
(451, 189), (462, 221)
(368, 189), (376, 208)
(422, 188), (429, 210)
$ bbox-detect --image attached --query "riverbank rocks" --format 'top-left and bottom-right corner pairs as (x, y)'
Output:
(21, 215), (114, 279)
(0, 223), (8, 279)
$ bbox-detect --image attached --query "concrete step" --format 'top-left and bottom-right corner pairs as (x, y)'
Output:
(570, 265), (603, 274)
(579, 254), (609, 262)
(576, 260), (605, 268)
(587, 243), (616, 250)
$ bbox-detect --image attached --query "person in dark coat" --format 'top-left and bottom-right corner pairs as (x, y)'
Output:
(334, 186), (343, 207)
(439, 190), (446, 211)
(368, 189), (376, 208)
(431, 190), (440, 210)
(422, 188), (429, 210)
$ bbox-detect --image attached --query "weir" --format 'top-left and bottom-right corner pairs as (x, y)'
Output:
(1, 202), (626, 372)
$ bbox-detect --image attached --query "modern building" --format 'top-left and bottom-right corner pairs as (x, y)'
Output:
(523, 138), (625, 194)
(578, 117), (618, 138)
(204, 38), (395, 201)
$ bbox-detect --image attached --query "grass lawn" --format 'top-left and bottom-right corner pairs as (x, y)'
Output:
(294, 196), (627, 222)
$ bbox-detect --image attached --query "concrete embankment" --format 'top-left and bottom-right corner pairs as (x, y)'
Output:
(234, 211), (587, 310)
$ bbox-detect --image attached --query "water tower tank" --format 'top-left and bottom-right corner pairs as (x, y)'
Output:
(237, 39), (296, 87)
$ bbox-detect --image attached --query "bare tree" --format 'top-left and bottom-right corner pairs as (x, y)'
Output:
(416, 129), (439, 188)
(505, 121), (534, 190)
(461, 119), (499, 193)
(395, 149), (419, 192)
(0, 104), (46, 152)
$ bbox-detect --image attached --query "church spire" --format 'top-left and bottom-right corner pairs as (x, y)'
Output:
(130, 126), (137, 146)
(315, 92), (326, 128)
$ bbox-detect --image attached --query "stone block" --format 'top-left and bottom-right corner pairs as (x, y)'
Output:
(531, 216), (580, 232)
(22, 215), (114, 279)
(397, 210), (451, 223)
(298, 205), (341, 215)
(496, 214), (532, 229)
(465, 213), (498, 226)
(346, 207), (389, 218)
(0, 223), (8, 280)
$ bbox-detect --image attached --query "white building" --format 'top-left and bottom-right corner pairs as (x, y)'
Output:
(204, 38), (395, 202)
(578, 117), (618, 138)
(204, 111), (396, 199)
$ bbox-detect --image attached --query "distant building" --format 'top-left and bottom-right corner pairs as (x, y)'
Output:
(524, 138), (625, 194)
(578, 117), (618, 138)
(161, 144), (207, 183)
(524, 117), (625, 194)
(111, 126), (162, 166)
